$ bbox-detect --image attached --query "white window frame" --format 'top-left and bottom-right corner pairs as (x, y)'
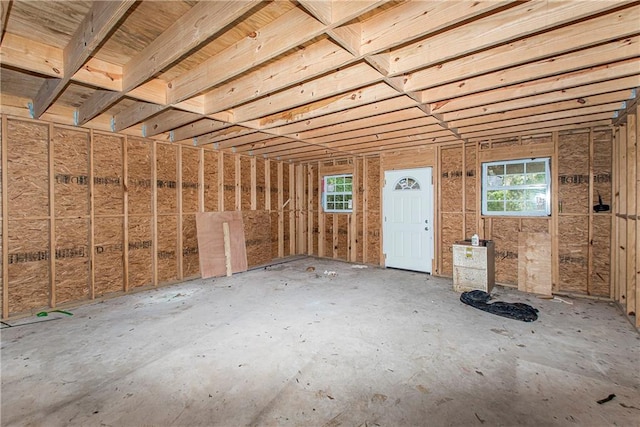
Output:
(482, 157), (551, 217)
(322, 174), (353, 213)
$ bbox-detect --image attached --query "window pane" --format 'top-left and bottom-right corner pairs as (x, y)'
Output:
(486, 190), (504, 201)
(527, 161), (546, 173)
(526, 172), (547, 185)
(487, 201), (503, 211)
(488, 165), (504, 176)
(506, 163), (524, 174)
(504, 174), (525, 186)
(506, 200), (525, 211)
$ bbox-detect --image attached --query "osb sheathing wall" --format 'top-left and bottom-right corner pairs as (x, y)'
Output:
(438, 127), (614, 300)
(0, 115), (285, 319)
(612, 105), (639, 328)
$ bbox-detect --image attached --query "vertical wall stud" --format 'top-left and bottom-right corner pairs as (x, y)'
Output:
(48, 123), (56, 308)
(250, 157), (257, 210)
(2, 116), (9, 319)
(152, 140), (158, 287)
(123, 136), (129, 292)
(362, 158), (368, 263)
(318, 163), (325, 258)
(177, 145), (183, 280)
(289, 163), (295, 255)
(626, 114), (637, 316)
(587, 128), (595, 296)
(89, 129), (96, 300)
(307, 164), (314, 255)
(198, 148), (205, 213)
(277, 161), (284, 258)
(551, 131), (560, 292)
(217, 152), (224, 211)
(235, 155), (241, 211)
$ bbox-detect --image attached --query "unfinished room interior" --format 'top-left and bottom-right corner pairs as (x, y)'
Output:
(1, 0), (639, 425)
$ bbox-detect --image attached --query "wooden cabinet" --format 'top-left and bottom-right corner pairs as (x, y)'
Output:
(452, 241), (495, 293)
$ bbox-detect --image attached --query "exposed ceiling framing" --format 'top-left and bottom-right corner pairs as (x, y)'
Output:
(1, 0), (638, 163)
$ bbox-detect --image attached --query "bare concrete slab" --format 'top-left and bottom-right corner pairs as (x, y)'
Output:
(2, 258), (639, 426)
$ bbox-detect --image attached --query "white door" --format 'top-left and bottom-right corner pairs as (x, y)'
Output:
(383, 168), (434, 273)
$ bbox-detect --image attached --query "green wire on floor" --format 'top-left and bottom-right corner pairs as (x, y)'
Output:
(36, 310), (73, 317)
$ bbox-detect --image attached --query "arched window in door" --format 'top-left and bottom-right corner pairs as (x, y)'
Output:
(394, 177), (420, 190)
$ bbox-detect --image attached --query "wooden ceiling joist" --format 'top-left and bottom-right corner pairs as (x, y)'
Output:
(1, 0), (637, 162)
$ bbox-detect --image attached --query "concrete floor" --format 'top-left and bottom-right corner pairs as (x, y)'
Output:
(1, 257), (639, 427)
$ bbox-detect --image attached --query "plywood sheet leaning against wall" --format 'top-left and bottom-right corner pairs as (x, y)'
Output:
(6, 119), (50, 315)
(195, 211), (248, 278)
(518, 232), (552, 296)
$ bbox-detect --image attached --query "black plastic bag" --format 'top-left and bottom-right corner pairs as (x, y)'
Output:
(460, 290), (538, 322)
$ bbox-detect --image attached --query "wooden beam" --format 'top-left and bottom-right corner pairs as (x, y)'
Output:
(457, 103), (623, 136)
(449, 90), (636, 129)
(124, 0), (259, 93)
(359, 0), (513, 56)
(112, 101), (166, 133)
(386, 1), (634, 76)
(123, 136), (129, 292)
(440, 75), (640, 122)
(467, 121), (613, 143)
(324, 127), (452, 150)
(48, 123), (56, 308)
(75, 90), (122, 126)
(423, 36), (640, 104)
(142, 110), (202, 138)
(250, 157), (257, 210)
(297, 0), (332, 25)
(277, 162), (284, 258)
(305, 116), (440, 145)
(626, 113), (637, 316)
(243, 82), (400, 130)
(0, 0), (11, 43)
(172, 119), (229, 142)
(404, 4), (640, 92)
(195, 127), (258, 147)
(31, 0), (135, 118)
(204, 39), (353, 115)
(430, 58), (640, 115)
(636, 111), (640, 328)
(230, 63), (384, 123)
(168, 7), (325, 104)
(216, 134), (276, 152)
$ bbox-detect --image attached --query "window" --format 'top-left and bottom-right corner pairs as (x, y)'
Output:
(322, 174), (353, 213)
(482, 158), (551, 216)
(394, 177), (420, 190)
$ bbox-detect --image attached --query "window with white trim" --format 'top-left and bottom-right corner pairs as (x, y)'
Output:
(482, 158), (551, 216)
(322, 174), (353, 213)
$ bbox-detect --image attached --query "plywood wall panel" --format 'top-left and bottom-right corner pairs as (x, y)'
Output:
(223, 153), (235, 211)
(53, 128), (89, 217)
(465, 213), (476, 240)
(521, 218), (550, 233)
(441, 213), (463, 275)
(94, 217), (124, 296)
(491, 218), (520, 285)
(465, 144), (477, 213)
(93, 134), (123, 216)
(127, 138), (152, 216)
(128, 216), (152, 288)
(157, 215), (178, 283)
(241, 157), (252, 211)
(203, 150), (218, 212)
(243, 210), (272, 267)
(7, 120), (49, 218)
(593, 130), (613, 209)
(558, 215), (589, 293)
(591, 214), (611, 297)
(440, 147), (463, 213)
(366, 157), (381, 265)
(256, 158), (266, 210)
(156, 143), (177, 214)
(7, 219), (49, 314)
(55, 218), (89, 304)
(558, 132), (590, 214)
(182, 147), (200, 213)
(269, 211), (278, 257)
(182, 214), (199, 278)
(337, 214), (348, 261)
